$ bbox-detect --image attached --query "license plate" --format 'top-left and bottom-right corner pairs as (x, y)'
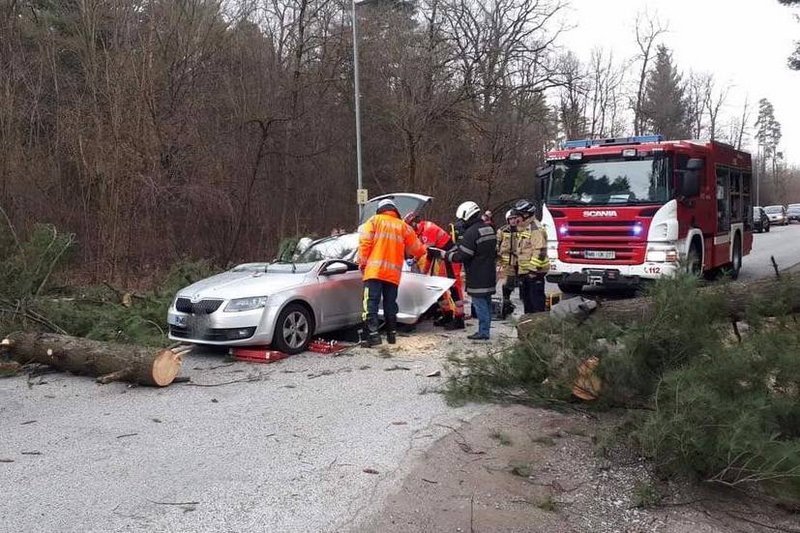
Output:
(585, 250), (615, 260)
(168, 314), (188, 327)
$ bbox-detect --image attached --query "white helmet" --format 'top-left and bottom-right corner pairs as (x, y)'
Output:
(505, 209), (515, 223)
(456, 201), (481, 222)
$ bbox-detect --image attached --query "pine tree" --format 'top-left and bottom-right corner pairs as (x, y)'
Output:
(778, 0), (800, 69)
(640, 45), (690, 140)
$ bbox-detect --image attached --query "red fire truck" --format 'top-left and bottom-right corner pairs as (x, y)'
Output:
(540, 135), (753, 292)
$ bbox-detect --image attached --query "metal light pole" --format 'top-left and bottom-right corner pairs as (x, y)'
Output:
(351, 0), (365, 221)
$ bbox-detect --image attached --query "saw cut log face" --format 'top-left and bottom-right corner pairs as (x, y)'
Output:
(167, 193), (451, 354)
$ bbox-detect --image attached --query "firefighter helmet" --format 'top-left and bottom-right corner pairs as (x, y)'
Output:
(456, 201), (481, 222)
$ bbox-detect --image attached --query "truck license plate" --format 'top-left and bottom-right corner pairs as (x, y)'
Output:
(585, 250), (615, 259)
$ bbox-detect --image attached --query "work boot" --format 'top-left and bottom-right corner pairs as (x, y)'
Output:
(386, 316), (397, 344)
(361, 332), (382, 348)
(434, 312), (453, 327)
(444, 316), (465, 330)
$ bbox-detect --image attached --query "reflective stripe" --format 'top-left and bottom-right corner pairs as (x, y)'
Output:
(468, 286), (495, 294)
(458, 244), (475, 256)
(478, 226), (495, 236)
(475, 234), (496, 245)
(371, 231), (405, 244)
(366, 259), (402, 271)
(362, 286), (370, 321)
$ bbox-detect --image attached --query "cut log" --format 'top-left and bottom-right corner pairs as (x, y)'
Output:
(518, 274), (800, 337)
(0, 333), (185, 386)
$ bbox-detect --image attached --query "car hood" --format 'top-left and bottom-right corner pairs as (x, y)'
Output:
(176, 268), (312, 301)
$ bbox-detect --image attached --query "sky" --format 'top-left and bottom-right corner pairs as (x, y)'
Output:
(558, 0), (800, 164)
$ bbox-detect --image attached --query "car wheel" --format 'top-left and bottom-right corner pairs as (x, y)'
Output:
(272, 302), (314, 355)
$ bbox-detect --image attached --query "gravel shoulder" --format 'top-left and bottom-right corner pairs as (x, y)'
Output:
(358, 405), (800, 533)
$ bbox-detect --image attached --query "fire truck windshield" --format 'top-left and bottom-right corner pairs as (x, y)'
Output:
(546, 155), (670, 206)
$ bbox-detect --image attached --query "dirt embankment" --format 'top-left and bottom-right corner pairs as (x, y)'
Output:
(358, 405), (800, 533)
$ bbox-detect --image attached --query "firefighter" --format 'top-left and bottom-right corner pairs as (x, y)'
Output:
(359, 199), (426, 346)
(510, 199), (549, 314)
(404, 213), (466, 330)
(497, 209), (523, 319)
(439, 201), (497, 340)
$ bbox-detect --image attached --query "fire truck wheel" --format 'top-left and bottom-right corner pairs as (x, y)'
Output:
(729, 236), (742, 280)
(685, 244), (702, 277)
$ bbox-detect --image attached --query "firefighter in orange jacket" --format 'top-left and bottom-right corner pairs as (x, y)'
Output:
(404, 213), (466, 329)
(359, 199), (426, 346)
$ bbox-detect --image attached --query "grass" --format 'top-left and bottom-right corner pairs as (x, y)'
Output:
(631, 481), (661, 508)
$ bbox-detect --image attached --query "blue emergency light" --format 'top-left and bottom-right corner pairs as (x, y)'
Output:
(562, 134), (664, 149)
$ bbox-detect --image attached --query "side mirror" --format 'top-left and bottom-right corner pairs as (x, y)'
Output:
(322, 262), (349, 276)
(678, 171), (701, 198)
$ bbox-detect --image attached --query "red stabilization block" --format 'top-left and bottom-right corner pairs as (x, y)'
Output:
(307, 339), (349, 355)
(231, 347), (289, 364)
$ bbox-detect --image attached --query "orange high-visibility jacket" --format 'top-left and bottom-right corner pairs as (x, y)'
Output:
(359, 212), (425, 285)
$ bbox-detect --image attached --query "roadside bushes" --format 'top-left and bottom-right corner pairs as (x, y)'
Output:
(0, 219), (217, 346)
(445, 274), (800, 503)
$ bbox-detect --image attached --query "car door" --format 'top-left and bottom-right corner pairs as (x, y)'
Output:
(391, 272), (455, 324)
(315, 260), (363, 330)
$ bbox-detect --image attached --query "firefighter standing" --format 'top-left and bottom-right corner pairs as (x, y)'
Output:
(508, 199), (549, 314)
(497, 209), (523, 319)
(359, 199), (426, 346)
(441, 201), (497, 340)
(404, 213), (466, 330)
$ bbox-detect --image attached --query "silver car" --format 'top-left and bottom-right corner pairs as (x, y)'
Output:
(167, 194), (452, 353)
(764, 205), (788, 226)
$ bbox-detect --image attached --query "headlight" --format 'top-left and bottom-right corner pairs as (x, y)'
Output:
(646, 247), (678, 263)
(224, 296), (268, 312)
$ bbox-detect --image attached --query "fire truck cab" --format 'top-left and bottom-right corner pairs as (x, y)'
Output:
(540, 135), (753, 292)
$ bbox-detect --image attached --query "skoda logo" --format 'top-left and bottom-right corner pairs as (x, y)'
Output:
(583, 210), (618, 217)
(190, 294), (202, 303)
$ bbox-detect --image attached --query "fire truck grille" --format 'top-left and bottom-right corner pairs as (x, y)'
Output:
(175, 298), (224, 314)
(567, 221), (637, 239)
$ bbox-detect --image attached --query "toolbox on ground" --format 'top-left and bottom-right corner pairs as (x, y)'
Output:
(230, 347), (289, 363)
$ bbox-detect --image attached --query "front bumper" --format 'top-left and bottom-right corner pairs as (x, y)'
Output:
(546, 261), (678, 288)
(166, 305), (279, 346)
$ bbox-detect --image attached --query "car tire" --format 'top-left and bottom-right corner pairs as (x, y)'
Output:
(766, 224), (770, 233)
(272, 302), (314, 355)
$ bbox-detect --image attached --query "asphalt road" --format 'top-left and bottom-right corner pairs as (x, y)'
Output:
(2, 223), (799, 533)
(740, 222), (800, 280)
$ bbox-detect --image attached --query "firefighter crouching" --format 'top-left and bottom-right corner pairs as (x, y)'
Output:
(404, 213), (466, 330)
(359, 199), (426, 347)
(500, 199), (549, 314)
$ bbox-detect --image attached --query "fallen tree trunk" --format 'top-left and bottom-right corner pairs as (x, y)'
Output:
(519, 274), (800, 338)
(0, 332), (187, 386)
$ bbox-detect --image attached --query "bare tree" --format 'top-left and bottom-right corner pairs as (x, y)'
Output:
(632, 11), (667, 135)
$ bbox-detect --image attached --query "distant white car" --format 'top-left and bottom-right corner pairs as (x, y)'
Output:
(764, 205), (788, 226)
(167, 193), (452, 353)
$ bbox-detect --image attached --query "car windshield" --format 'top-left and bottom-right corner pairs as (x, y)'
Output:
(297, 234), (359, 263)
(546, 155), (669, 206)
(765, 206), (783, 214)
